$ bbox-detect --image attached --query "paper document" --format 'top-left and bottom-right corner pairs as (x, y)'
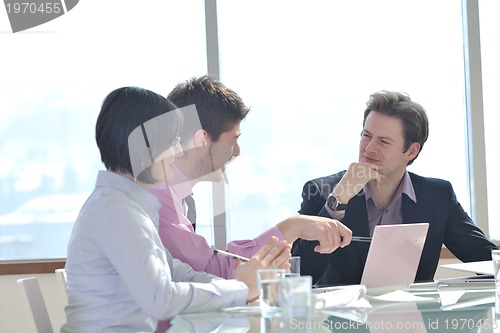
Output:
(314, 285), (369, 309)
(440, 260), (493, 275)
(440, 294), (495, 311)
(438, 283), (496, 309)
(368, 290), (436, 303)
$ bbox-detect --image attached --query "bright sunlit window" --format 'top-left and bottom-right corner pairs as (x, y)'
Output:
(217, 0), (470, 241)
(0, 0), (497, 261)
(0, 0), (207, 259)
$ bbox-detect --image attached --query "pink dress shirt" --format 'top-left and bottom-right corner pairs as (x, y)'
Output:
(149, 166), (285, 279)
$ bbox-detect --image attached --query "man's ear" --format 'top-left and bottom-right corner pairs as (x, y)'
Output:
(407, 142), (421, 160)
(193, 129), (209, 147)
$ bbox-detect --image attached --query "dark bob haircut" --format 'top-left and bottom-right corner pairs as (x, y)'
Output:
(95, 86), (182, 183)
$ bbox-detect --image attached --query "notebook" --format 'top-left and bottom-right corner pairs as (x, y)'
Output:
(361, 223), (429, 293)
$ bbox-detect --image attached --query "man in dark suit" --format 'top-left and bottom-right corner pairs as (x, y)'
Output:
(292, 91), (496, 286)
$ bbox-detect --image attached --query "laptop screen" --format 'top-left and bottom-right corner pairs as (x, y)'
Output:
(360, 223), (429, 289)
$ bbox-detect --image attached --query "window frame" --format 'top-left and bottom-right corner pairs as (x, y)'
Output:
(0, 258), (65, 275)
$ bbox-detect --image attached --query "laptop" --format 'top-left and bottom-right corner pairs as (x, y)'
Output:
(361, 223), (429, 294)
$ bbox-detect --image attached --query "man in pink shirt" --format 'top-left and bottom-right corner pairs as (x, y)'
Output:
(149, 75), (352, 279)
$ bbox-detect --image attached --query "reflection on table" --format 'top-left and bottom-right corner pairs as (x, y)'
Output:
(167, 284), (500, 333)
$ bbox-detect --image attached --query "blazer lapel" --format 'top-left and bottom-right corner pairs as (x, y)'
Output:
(344, 194), (371, 264)
(402, 177), (425, 223)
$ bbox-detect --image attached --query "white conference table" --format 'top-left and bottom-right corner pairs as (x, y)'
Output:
(167, 282), (500, 333)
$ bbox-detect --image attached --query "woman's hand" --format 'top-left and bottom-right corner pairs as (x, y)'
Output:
(233, 236), (291, 302)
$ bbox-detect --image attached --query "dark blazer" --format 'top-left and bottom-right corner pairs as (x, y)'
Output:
(292, 171), (496, 286)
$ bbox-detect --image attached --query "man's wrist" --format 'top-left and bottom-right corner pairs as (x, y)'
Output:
(276, 217), (299, 244)
(326, 194), (348, 211)
(331, 184), (351, 204)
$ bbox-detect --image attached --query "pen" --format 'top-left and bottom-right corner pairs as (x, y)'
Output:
(340, 236), (372, 243)
(352, 236), (371, 243)
(213, 248), (250, 262)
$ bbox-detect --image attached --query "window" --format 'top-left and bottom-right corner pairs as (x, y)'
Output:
(479, 0), (500, 239)
(216, 0), (470, 240)
(1, 0), (496, 262)
(0, 0), (207, 260)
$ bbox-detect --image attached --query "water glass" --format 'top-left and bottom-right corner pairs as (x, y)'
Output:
(279, 275), (312, 318)
(257, 269), (285, 316)
(492, 249), (500, 287)
(287, 256), (301, 277)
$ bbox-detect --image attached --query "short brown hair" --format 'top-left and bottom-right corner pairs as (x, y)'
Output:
(363, 91), (429, 165)
(168, 75), (250, 141)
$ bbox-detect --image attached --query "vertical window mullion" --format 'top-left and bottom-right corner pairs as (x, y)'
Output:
(205, 0), (228, 249)
(462, 0), (489, 235)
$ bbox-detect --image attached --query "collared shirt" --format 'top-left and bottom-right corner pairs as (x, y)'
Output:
(364, 171), (416, 236)
(62, 171), (247, 333)
(324, 171), (416, 236)
(149, 166), (284, 279)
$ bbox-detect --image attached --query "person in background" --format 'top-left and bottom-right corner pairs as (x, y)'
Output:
(148, 75), (352, 279)
(292, 90), (497, 286)
(62, 86), (291, 333)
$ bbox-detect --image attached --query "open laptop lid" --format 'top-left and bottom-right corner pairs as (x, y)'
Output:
(361, 223), (429, 291)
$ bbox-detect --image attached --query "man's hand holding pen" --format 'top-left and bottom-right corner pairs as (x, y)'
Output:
(277, 215), (352, 254)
